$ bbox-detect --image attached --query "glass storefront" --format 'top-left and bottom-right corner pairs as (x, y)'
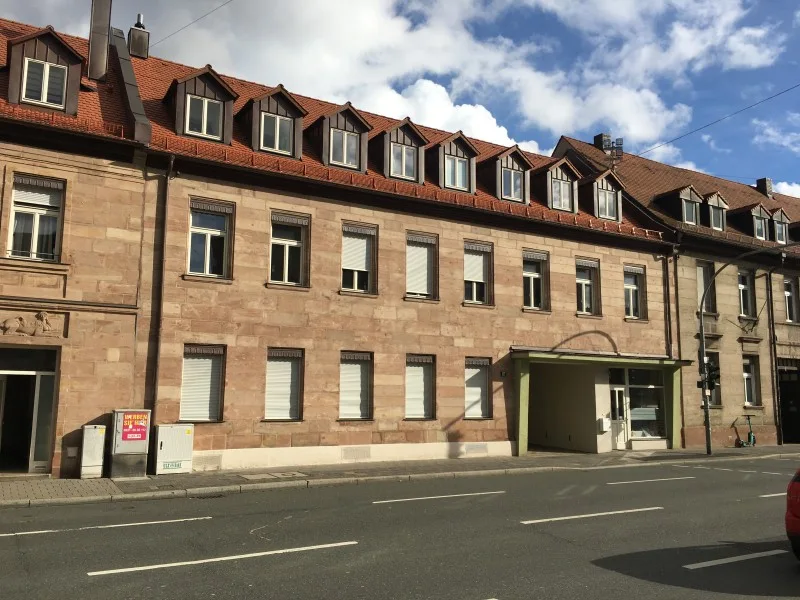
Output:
(614, 368), (666, 439)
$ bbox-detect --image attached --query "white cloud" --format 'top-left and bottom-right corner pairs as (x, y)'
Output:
(644, 143), (705, 172)
(700, 133), (731, 153)
(724, 25), (785, 70)
(794, 9), (800, 27)
(752, 117), (800, 154)
(775, 182), (800, 197)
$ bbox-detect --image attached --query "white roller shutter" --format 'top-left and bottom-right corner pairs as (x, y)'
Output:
(342, 233), (371, 271)
(405, 362), (433, 418)
(13, 184), (62, 208)
(406, 242), (432, 296)
(340, 358), (370, 419)
(465, 364), (488, 418)
(265, 356), (300, 420)
(464, 250), (487, 283)
(180, 355), (222, 421)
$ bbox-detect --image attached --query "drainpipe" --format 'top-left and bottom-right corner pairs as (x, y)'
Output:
(671, 243), (686, 448)
(766, 268), (783, 445)
(662, 251), (674, 359)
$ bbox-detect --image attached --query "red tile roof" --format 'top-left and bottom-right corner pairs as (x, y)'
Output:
(0, 18), (665, 243)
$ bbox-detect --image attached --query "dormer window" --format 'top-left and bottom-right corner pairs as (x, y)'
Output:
(391, 143), (416, 180)
(552, 173), (573, 211)
(186, 95), (223, 140)
(22, 58), (66, 109)
(682, 199), (698, 225)
(502, 168), (523, 201)
(710, 206), (724, 231)
(445, 155), (468, 190)
(331, 129), (359, 168)
(776, 222), (788, 244)
(598, 187), (617, 220)
(261, 113), (293, 154)
(754, 216), (767, 240)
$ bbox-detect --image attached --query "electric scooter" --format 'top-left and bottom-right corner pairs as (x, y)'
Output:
(735, 414), (757, 447)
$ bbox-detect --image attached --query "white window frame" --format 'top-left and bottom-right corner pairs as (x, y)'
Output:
(598, 188), (617, 220)
(188, 210), (229, 278)
(8, 187), (62, 262)
(185, 94), (223, 140)
(260, 113), (293, 154)
(21, 57), (67, 109)
(406, 235), (436, 299)
(738, 270), (754, 317)
(341, 226), (376, 294)
(390, 143), (417, 180)
(330, 128), (359, 168)
(754, 217), (767, 240)
(405, 355), (435, 419)
(551, 177), (573, 211)
(710, 206), (724, 231)
(682, 199), (697, 225)
(698, 261), (717, 313)
(179, 348), (224, 423)
(743, 357), (760, 406)
(464, 246), (491, 305)
(576, 264), (598, 315)
(339, 352), (372, 420)
(624, 272), (642, 319)
(523, 257), (546, 310)
(264, 349), (303, 421)
(269, 221), (305, 285)
(776, 221), (788, 245)
(501, 168), (523, 201)
(786, 278), (797, 322)
(464, 359), (491, 419)
(445, 155), (468, 190)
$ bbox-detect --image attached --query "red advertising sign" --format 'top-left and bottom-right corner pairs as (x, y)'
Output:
(121, 411), (149, 441)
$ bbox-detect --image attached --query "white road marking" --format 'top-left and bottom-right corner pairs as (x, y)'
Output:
(581, 485), (598, 495)
(373, 491), (505, 504)
(555, 485), (576, 496)
(87, 540), (359, 576)
(521, 507), (663, 525)
(761, 472), (784, 476)
(606, 477), (695, 486)
(673, 465), (692, 468)
(683, 550), (788, 570)
(694, 466), (711, 469)
(714, 468), (733, 472)
(739, 470), (757, 473)
(759, 492), (787, 498)
(0, 517), (212, 538)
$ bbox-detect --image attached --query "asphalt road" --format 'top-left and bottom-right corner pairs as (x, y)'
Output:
(0, 457), (798, 600)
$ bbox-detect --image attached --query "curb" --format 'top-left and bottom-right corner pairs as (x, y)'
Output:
(2, 451), (798, 509)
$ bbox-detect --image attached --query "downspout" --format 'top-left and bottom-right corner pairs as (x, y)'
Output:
(662, 251), (674, 359)
(150, 154), (175, 422)
(671, 238), (686, 448)
(766, 268), (783, 445)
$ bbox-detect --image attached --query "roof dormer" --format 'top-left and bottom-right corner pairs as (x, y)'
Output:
(314, 102), (372, 172)
(703, 192), (728, 232)
(426, 131), (479, 193)
(240, 84), (307, 160)
(7, 26), (84, 116)
(655, 185), (704, 225)
(771, 207), (790, 245)
(531, 156), (579, 213)
(481, 145), (534, 203)
(580, 169), (624, 222)
(165, 65), (238, 144)
(377, 117), (428, 185)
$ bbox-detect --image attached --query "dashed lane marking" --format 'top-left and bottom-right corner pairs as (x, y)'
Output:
(606, 477), (694, 486)
(683, 550), (788, 570)
(521, 507), (663, 525)
(0, 517), (212, 538)
(373, 491), (505, 504)
(759, 492), (787, 498)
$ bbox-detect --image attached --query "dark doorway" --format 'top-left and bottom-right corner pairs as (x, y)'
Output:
(779, 368), (800, 444)
(0, 376), (36, 471)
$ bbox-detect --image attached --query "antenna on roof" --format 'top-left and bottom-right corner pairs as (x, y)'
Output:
(609, 137), (624, 170)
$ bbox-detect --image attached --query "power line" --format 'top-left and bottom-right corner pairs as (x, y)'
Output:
(638, 80), (800, 156)
(151, 0), (237, 48)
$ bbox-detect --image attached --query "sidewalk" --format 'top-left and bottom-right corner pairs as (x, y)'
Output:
(2, 445), (799, 508)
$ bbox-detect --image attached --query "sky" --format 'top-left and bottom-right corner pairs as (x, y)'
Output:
(3, 0), (800, 195)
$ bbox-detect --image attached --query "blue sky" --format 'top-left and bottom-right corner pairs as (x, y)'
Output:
(3, 0), (800, 194)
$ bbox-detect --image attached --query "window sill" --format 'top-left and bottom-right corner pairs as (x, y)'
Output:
(0, 257), (71, 273)
(462, 302), (495, 309)
(743, 404), (764, 410)
(336, 418), (374, 423)
(463, 417), (493, 421)
(624, 317), (649, 323)
(403, 295), (440, 304)
(738, 316), (758, 324)
(576, 312), (603, 319)
(339, 289), (378, 299)
(522, 308), (551, 315)
(185, 131), (224, 143)
(403, 418), (435, 422)
(261, 419), (303, 423)
(266, 282), (310, 292)
(784, 321), (800, 328)
(182, 274), (234, 285)
(177, 420), (224, 424)
(707, 404), (723, 410)
(696, 311), (720, 319)
(329, 161), (361, 171)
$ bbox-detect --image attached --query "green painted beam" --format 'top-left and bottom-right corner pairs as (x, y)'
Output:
(514, 359), (530, 457)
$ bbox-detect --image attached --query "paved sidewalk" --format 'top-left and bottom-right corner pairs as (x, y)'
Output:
(1, 445), (798, 508)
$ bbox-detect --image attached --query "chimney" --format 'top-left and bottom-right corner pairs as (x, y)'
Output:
(88, 0), (112, 80)
(594, 133), (611, 153)
(756, 177), (773, 197)
(128, 13), (150, 59)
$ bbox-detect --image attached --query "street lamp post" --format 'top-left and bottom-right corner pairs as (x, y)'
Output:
(697, 241), (800, 455)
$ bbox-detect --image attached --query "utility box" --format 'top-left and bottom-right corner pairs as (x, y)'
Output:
(154, 424), (194, 475)
(80, 425), (106, 479)
(108, 409), (151, 479)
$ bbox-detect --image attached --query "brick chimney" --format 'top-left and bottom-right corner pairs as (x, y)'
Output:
(594, 133), (611, 153)
(756, 177), (773, 197)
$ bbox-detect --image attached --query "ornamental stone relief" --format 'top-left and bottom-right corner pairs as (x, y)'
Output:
(0, 311), (62, 337)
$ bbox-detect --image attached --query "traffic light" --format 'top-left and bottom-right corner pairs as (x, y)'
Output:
(706, 363), (721, 391)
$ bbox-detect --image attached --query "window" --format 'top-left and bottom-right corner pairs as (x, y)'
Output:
(743, 357), (760, 406)
(265, 349), (302, 420)
(754, 217), (767, 240)
(261, 113), (293, 154)
(707, 352), (721, 406)
(330, 129), (359, 168)
(786, 278), (798, 322)
(22, 58), (67, 109)
(682, 200), (698, 225)
(445, 155), (468, 190)
(391, 143), (416, 180)
(188, 203), (231, 277)
(186, 95), (223, 140)
(8, 178), (62, 261)
(523, 251), (548, 310)
(776, 221), (788, 245)
(627, 369), (666, 438)
(738, 270), (754, 317)
(464, 242), (492, 304)
(405, 355), (434, 419)
(270, 213), (308, 286)
(711, 206), (725, 231)
(576, 259), (600, 315)
(551, 175), (573, 211)
(465, 358), (491, 418)
(624, 266), (645, 319)
(339, 352), (372, 419)
(341, 224), (377, 293)
(502, 168), (523, 201)
(697, 262), (716, 313)
(180, 346), (224, 422)
(598, 188), (617, 220)
(406, 233), (437, 299)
